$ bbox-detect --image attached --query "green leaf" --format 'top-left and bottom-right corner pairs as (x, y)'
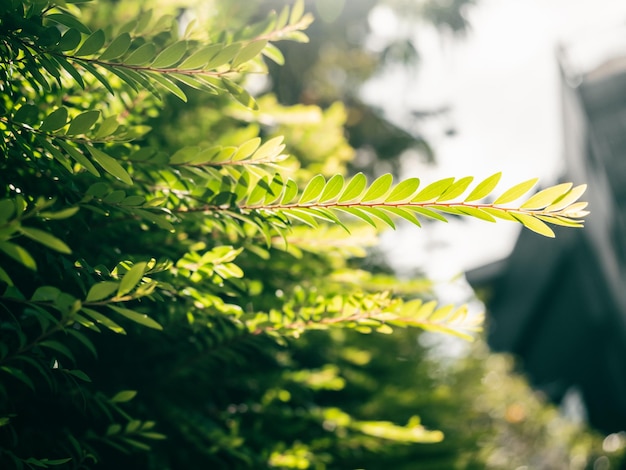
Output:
(82, 307), (126, 334)
(457, 207), (496, 223)
(386, 178), (420, 203)
(299, 174), (326, 204)
(67, 110), (100, 135)
(98, 32), (131, 60)
(86, 146), (132, 185)
(39, 107), (68, 132)
(338, 173), (367, 203)
(222, 78), (257, 109)
(545, 184), (587, 212)
(319, 174), (344, 203)
(283, 208), (318, 228)
(151, 41), (187, 68)
(111, 390), (137, 403)
(94, 115), (120, 139)
(335, 207), (376, 227)
(412, 177), (455, 202)
(360, 206), (395, 229)
(178, 44), (222, 70)
(147, 72), (187, 102)
(0, 241), (36, 270)
(437, 176), (473, 201)
(512, 213), (555, 237)
(232, 40), (268, 68)
(383, 206), (421, 227)
(125, 42), (158, 66)
(31, 286), (61, 302)
(86, 281), (119, 302)
(281, 179), (299, 204)
(45, 13), (91, 34)
(206, 43), (242, 69)
(117, 262), (147, 297)
(40, 340), (75, 362)
(1, 366), (35, 390)
(58, 28), (82, 51)
(290, 0), (305, 24)
(66, 369), (91, 382)
(13, 104), (39, 125)
(56, 140), (100, 176)
(232, 138), (261, 161)
(362, 174), (393, 202)
(108, 305), (163, 330)
(75, 29), (106, 56)
(464, 172), (502, 202)
(262, 43), (285, 65)
(520, 183), (573, 210)
(492, 178), (539, 205)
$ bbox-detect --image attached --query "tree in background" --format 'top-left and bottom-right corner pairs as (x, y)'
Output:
(0, 0), (614, 469)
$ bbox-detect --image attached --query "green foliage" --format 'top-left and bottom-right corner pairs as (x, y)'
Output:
(0, 1), (604, 469)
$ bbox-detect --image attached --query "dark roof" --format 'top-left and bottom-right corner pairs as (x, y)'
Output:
(467, 52), (626, 433)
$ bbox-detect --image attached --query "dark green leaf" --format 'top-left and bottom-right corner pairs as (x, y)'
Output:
(67, 110), (100, 135)
(75, 29), (106, 56)
(39, 107), (68, 132)
(0, 241), (36, 270)
(86, 146), (132, 185)
(108, 305), (163, 330)
(125, 42), (157, 66)
(98, 32), (132, 61)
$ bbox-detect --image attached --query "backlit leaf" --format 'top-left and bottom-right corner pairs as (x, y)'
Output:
(338, 173), (367, 202)
(86, 281), (119, 302)
(412, 177), (455, 202)
(386, 178), (420, 203)
(362, 174), (393, 202)
(464, 172), (501, 202)
(319, 174), (344, 202)
(492, 178), (539, 205)
(512, 212), (555, 237)
(18, 227), (71, 254)
(299, 174), (326, 204)
(520, 183), (573, 210)
(117, 262), (147, 297)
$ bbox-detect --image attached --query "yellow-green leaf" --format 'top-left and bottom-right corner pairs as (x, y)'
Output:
(492, 178), (539, 205)
(520, 183), (573, 210)
(513, 212), (555, 237)
(18, 227), (71, 254)
(464, 172), (501, 202)
(117, 262), (147, 297)
(338, 173), (367, 202)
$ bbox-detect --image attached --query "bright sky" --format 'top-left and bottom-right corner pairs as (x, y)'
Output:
(362, 0), (626, 282)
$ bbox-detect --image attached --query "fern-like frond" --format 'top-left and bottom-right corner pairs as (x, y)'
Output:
(230, 172), (588, 238)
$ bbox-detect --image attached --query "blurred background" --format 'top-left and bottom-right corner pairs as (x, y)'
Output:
(258, 0), (626, 466)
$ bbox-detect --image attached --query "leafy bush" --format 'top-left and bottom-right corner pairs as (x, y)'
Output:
(0, 0), (596, 468)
